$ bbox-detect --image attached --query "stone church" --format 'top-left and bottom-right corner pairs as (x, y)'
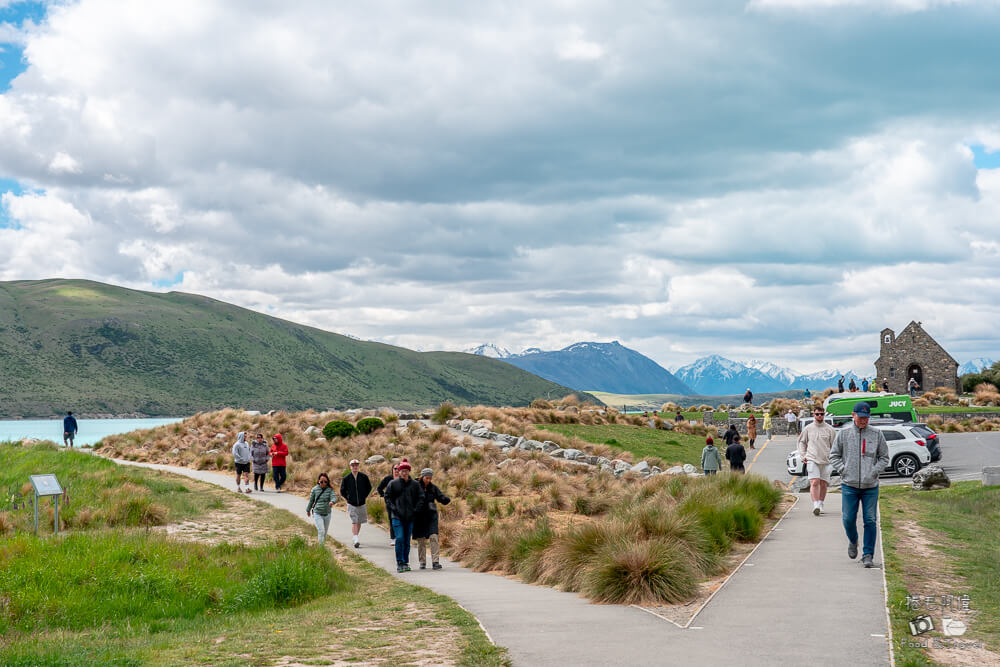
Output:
(875, 321), (959, 394)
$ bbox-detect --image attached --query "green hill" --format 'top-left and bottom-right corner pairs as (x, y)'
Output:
(0, 279), (589, 417)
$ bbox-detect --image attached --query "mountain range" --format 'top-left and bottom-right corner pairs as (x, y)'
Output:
(0, 279), (590, 418)
(959, 358), (996, 375)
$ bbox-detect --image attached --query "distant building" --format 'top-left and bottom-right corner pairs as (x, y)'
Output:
(875, 321), (959, 394)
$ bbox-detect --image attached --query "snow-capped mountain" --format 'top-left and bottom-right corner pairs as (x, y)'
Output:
(959, 358), (995, 375)
(787, 369), (861, 390)
(743, 359), (799, 386)
(464, 343), (514, 359)
(674, 355), (788, 395)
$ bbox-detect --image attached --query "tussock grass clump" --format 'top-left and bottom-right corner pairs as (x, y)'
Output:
(585, 539), (698, 605)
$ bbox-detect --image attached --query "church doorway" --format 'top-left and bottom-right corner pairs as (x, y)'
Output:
(907, 364), (923, 391)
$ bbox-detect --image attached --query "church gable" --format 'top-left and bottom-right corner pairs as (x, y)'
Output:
(896, 321), (957, 365)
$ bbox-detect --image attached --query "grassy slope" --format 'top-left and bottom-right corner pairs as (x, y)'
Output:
(535, 423), (707, 466)
(0, 279), (585, 417)
(880, 482), (1000, 666)
(0, 442), (506, 666)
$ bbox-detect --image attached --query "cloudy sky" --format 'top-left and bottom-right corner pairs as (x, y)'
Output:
(2, 0), (999, 375)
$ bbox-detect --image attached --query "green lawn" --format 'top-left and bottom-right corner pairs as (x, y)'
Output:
(0, 442), (507, 666)
(916, 406), (1000, 414)
(534, 423), (707, 466)
(880, 482), (1000, 666)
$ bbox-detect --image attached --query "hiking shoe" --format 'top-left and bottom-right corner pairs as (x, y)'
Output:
(419, 563), (426, 569)
(848, 542), (858, 559)
(397, 565), (405, 573)
(402, 564), (412, 572)
(432, 563), (443, 570)
(353, 542), (360, 549)
(862, 554), (874, 568)
(813, 506), (820, 516)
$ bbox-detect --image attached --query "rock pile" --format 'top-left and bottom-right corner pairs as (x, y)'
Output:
(445, 418), (701, 479)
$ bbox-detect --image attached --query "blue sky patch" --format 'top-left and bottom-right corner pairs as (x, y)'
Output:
(152, 272), (185, 289)
(971, 145), (1000, 170)
(0, 177), (25, 228)
(0, 1), (47, 91)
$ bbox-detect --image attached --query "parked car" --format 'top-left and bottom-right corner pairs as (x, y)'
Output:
(787, 419), (936, 477)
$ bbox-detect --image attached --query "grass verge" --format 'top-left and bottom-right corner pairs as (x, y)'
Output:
(880, 481), (1000, 666)
(534, 423), (708, 466)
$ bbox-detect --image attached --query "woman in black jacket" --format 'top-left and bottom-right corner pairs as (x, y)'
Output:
(413, 468), (451, 570)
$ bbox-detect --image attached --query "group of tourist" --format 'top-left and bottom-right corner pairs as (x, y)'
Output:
(231, 431), (288, 493)
(837, 375), (892, 394)
(304, 457), (451, 573)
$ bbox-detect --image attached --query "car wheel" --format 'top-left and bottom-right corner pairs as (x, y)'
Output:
(893, 454), (920, 477)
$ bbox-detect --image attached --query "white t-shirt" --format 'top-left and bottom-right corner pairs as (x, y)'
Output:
(785, 412), (796, 423)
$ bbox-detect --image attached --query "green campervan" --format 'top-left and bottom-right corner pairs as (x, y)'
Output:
(823, 392), (918, 425)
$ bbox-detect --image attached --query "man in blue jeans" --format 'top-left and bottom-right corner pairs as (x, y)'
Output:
(829, 402), (889, 568)
(385, 459), (422, 572)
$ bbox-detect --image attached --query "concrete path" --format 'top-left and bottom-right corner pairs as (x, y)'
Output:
(104, 440), (891, 666)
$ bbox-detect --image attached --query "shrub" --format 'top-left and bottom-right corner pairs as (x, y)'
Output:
(584, 539), (698, 605)
(356, 417), (385, 434)
(322, 420), (357, 439)
(511, 520), (554, 582)
(432, 402), (458, 424)
(530, 398), (553, 409)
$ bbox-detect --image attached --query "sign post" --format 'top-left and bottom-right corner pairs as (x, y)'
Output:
(30, 474), (63, 536)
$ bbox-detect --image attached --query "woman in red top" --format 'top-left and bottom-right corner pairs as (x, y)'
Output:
(270, 433), (289, 492)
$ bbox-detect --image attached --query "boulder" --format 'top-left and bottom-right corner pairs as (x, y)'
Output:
(365, 454), (386, 465)
(450, 446), (467, 457)
(584, 455), (600, 466)
(470, 427), (491, 438)
(215, 433), (227, 440)
(549, 448), (565, 458)
(597, 456), (611, 467)
(304, 425), (321, 435)
(497, 458), (518, 469)
(651, 466), (662, 475)
(459, 419), (476, 432)
(912, 464), (950, 491)
(682, 464), (697, 474)
(562, 448), (583, 461)
(520, 439), (544, 451)
(600, 462), (613, 472)
(475, 419), (494, 431)
(446, 419), (461, 428)
(613, 460), (631, 474)
(660, 421), (674, 431)
(515, 436), (526, 448)
(205, 449), (220, 455)
(541, 441), (561, 453)
(630, 461), (651, 475)
(666, 466), (685, 475)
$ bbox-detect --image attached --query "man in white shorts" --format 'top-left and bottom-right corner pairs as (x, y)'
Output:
(340, 459), (373, 548)
(797, 407), (836, 515)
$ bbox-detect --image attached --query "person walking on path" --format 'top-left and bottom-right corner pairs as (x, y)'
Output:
(763, 412), (772, 439)
(785, 409), (798, 436)
(413, 468), (451, 570)
(386, 459), (422, 572)
(746, 414), (758, 450)
(838, 376), (845, 393)
(340, 459), (373, 549)
(377, 464), (400, 546)
(270, 433), (289, 492)
(232, 432), (252, 493)
(701, 437), (723, 475)
(723, 424), (738, 446)
(306, 472), (337, 546)
(829, 402), (889, 568)
(250, 433), (270, 491)
(908, 377), (919, 397)
(725, 433), (747, 473)
(797, 407), (836, 516)
(743, 388), (753, 405)
(63, 411), (78, 448)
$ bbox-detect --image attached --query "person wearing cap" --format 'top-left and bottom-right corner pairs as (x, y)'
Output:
(413, 468), (451, 570)
(385, 459), (422, 572)
(725, 433), (747, 473)
(701, 437), (722, 475)
(340, 459), (373, 548)
(377, 464), (400, 546)
(829, 402), (890, 568)
(797, 406), (836, 515)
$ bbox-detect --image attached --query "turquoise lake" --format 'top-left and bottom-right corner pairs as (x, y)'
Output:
(0, 418), (184, 447)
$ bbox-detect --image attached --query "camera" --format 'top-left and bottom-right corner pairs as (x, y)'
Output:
(908, 615), (933, 636)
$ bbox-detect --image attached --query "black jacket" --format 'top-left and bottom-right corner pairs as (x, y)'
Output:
(415, 481), (450, 514)
(386, 477), (423, 522)
(413, 481), (451, 539)
(724, 426), (738, 446)
(340, 471), (372, 507)
(726, 443), (747, 469)
(377, 474), (394, 497)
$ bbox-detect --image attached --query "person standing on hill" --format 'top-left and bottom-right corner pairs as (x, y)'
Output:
(701, 437), (722, 475)
(838, 376), (845, 393)
(270, 433), (289, 492)
(830, 402), (889, 568)
(386, 459), (422, 572)
(340, 459), (373, 549)
(413, 468), (451, 570)
(305, 472), (337, 546)
(378, 464), (400, 545)
(743, 388), (753, 405)
(726, 433), (747, 473)
(62, 411), (78, 447)
(798, 406), (836, 516)
(250, 433), (270, 492)
(746, 414), (758, 450)
(232, 432), (252, 493)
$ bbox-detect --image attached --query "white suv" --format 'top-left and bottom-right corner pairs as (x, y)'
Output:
(786, 420), (932, 478)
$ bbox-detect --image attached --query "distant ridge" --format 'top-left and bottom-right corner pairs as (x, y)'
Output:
(0, 279), (591, 417)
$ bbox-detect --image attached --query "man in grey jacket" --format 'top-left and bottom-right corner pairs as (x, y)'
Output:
(829, 402), (890, 568)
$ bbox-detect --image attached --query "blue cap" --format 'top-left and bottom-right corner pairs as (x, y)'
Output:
(853, 402), (871, 416)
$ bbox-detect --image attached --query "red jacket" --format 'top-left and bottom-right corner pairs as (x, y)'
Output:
(270, 434), (289, 466)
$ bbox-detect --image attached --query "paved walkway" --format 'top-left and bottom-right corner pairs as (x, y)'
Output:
(104, 435), (891, 666)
